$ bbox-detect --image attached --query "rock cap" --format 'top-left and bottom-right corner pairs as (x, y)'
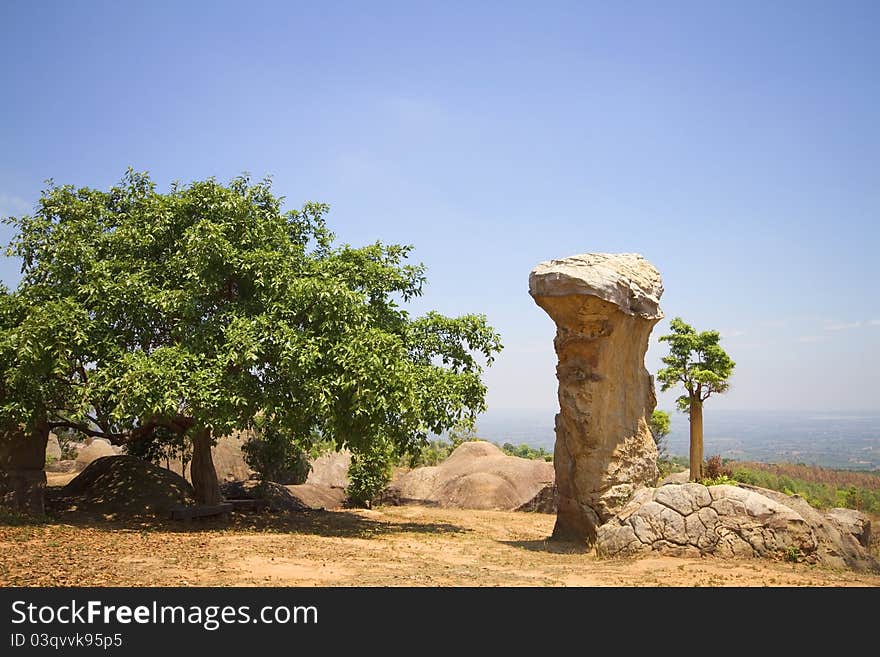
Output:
(529, 252), (663, 319)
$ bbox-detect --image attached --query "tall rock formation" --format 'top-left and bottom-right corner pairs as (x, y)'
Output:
(529, 253), (663, 544)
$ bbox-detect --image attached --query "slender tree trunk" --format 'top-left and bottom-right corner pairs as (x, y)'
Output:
(689, 398), (704, 481)
(190, 427), (221, 505)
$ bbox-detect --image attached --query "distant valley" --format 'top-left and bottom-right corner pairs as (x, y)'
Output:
(474, 408), (880, 471)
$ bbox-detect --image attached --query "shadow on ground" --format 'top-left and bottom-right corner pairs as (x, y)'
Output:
(499, 538), (591, 554)
(37, 489), (470, 539)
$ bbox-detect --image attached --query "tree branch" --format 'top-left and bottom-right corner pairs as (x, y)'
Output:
(47, 420), (129, 444)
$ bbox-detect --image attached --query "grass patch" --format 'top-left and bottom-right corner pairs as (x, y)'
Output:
(0, 508), (50, 526)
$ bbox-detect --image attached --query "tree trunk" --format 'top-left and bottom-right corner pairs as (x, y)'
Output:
(0, 419), (49, 515)
(689, 398), (704, 482)
(190, 427), (221, 505)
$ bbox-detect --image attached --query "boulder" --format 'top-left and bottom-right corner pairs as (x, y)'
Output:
(529, 253), (663, 543)
(75, 438), (118, 470)
(46, 434), (63, 461)
(659, 470), (690, 486)
(307, 450), (351, 488)
(286, 483), (346, 510)
(825, 507), (872, 548)
(45, 459), (78, 473)
(597, 482), (879, 572)
(61, 455), (195, 515)
(166, 431), (255, 482)
(220, 480), (308, 512)
(745, 486), (876, 570)
(381, 441), (556, 512)
(515, 481), (558, 513)
(211, 432), (256, 482)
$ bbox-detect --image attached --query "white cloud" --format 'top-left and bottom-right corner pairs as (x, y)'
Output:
(797, 335), (827, 343)
(720, 329), (747, 338)
(0, 193), (31, 217)
(824, 321), (862, 331)
(868, 319), (880, 327)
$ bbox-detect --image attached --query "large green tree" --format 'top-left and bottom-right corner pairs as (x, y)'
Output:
(657, 317), (734, 481)
(2, 171), (501, 506)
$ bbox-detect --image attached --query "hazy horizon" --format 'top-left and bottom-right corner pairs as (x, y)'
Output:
(473, 407), (880, 470)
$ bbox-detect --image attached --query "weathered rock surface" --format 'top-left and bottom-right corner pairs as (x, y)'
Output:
(75, 438), (119, 470)
(380, 441), (556, 512)
(220, 480), (309, 512)
(45, 459), (78, 473)
(529, 253), (663, 543)
(0, 426), (48, 514)
(515, 480), (558, 513)
(659, 470), (690, 486)
(46, 434), (63, 461)
(212, 432), (256, 482)
(286, 483), (347, 510)
(307, 450), (351, 488)
(166, 431), (255, 482)
(825, 507), (872, 548)
(597, 482), (879, 572)
(61, 455), (194, 515)
(171, 433), (342, 485)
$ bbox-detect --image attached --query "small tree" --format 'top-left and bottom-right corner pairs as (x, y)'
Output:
(649, 409), (671, 460)
(657, 318), (735, 481)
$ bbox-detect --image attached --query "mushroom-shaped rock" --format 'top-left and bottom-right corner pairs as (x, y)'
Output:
(529, 253), (663, 544)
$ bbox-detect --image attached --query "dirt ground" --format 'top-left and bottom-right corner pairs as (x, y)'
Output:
(1, 479), (878, 586)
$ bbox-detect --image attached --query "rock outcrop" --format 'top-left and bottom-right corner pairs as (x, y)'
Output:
(221, 479), (346, 511)
(166, 431), (255, 482)
(75, 438), (119, 470)
(596, 482), (878, 572)
(825, 507), (872, 548)
(46, 434), (63, 461)
(220, 480), (308, 511)
(307, 450), (351, 488)
(211, 433), (256, 482)
(381, 441), (556, 511)
(529, 253), (663, 543)
(286, 483), (347, 510)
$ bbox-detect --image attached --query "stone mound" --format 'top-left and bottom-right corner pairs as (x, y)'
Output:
(286, 483), (346, 510)
(381, 441), (556, 512)
(597, 482), (878, 572)
(220, 480), (309, 512)
(61, 455), (194, 514)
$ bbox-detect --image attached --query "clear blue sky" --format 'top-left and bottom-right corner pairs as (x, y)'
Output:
(2, 1), (878, 413)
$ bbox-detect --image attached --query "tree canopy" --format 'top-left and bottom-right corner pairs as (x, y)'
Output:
(2, 170), (502, 504)
(657, 317), (735, 412)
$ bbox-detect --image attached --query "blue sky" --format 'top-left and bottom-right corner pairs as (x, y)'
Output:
(1, 1), (878, 412)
